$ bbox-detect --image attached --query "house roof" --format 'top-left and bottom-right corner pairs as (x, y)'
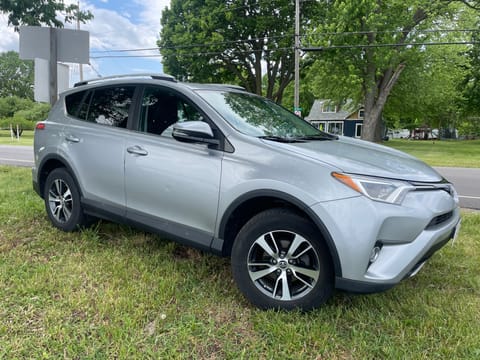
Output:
(305, 99), (362, 121)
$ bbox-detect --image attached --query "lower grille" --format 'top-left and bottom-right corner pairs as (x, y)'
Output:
(426, 211), (453, 229)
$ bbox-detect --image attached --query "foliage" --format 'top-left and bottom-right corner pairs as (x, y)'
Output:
(462, 18), (480, 115)
(0, 166), (479, 358)
(0, 51), (34, 100)
(159, 0), (320, 103)
(0, 0), (93, 30)
(0, 96), (32, 118)
(384, 43), (469, 131)
(0, 97), (50, 136)
(305, 0), (461, 141)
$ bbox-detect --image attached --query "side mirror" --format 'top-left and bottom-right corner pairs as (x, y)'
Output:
(172, 121), (220, 146)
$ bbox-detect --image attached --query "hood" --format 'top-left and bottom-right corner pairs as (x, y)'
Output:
(263, 136), (443, 183)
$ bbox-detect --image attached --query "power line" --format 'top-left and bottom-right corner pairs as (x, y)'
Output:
(88, 29), (480, 55)
(302, 40), (480, 52)
(90, 47), (293, 59)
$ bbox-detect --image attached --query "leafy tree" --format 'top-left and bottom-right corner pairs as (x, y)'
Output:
(0, 96), (49, 136)
(159, 0), (320, 103)
(0, 96), (32, 118)
(384, 41), (469, 133)
(0, 0), (93, 30)
(305, 0), (462, 142)
(0, 51), (34, 100)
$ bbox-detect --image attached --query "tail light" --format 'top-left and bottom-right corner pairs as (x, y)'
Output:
(36, 122), (46, 130)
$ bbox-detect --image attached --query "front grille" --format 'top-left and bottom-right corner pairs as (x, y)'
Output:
(426, 211), (453, 229)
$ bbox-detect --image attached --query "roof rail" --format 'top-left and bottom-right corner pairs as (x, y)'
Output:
(74, 73), (176, 87)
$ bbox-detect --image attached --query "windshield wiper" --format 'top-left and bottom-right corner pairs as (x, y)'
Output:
(258, 135), (306, 143)
(295, 134), (338, 141)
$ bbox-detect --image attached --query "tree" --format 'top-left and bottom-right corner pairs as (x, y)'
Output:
(0, 0), (92, 30)
(305, 0), (462, 142)
(159, 0), (320, 103)
(0, 96), (50, 136)
(0, 51), (34, 100)
(384, 40), (469, 133)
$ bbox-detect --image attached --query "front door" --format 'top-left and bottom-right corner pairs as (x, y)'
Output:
(124, 86), (223, 249)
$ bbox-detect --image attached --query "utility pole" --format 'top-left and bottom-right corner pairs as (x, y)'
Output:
(77, 0), (84, 81)
(294, 0), (301, 117)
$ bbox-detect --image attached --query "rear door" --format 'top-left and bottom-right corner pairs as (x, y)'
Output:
(124, 86), (223, 248)
(63, 85), (137, 216)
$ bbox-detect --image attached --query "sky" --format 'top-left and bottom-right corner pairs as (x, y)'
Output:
(0, 0), (171, 85)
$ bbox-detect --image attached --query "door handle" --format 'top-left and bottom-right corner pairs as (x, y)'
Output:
(65, 135), (80, 143)
(127, 145), (148, 156)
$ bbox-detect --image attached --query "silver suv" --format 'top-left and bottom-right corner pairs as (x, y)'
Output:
(33, 74), (461, 311)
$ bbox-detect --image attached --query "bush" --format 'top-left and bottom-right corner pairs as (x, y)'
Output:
(0, 116), (36, 137)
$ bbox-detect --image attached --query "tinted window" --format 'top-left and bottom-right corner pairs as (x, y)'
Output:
(65, 90), (88, 118)
(139, 86), (205, 137)
(86, 86), (135, 128)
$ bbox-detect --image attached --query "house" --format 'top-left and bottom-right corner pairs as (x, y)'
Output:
(305, 99), (364, 138)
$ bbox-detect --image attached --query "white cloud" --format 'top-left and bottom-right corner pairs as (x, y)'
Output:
(0, 14), (20, 53)
(0, 0), (169, 84)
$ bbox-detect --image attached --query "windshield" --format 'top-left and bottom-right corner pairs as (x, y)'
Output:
(196, 90), (332, 139)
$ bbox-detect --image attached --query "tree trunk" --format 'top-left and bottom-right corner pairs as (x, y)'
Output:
(362, 63), (406, 142)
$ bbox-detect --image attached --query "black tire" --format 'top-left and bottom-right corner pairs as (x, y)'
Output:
(44, 168), (90, 232)
(231, 208), (334, 311)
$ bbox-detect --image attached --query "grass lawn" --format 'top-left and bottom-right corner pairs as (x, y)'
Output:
(385, 139), (480, 168)
(1, 166), (479, 359)
(0, 130), (34, 146)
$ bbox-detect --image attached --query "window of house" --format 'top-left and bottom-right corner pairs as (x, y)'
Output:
(358, 109), (365, 119)
(327, 122), (343, 135)
(85, 86), (135, 128)
(321, 102), (337, 113)
(355, 123), (363, 138)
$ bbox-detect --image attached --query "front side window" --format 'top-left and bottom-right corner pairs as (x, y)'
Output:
(139, 86), (205, 137)
(86, 86), (135, 128)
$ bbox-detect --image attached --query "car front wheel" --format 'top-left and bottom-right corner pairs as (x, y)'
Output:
(231, 208), (334, 311)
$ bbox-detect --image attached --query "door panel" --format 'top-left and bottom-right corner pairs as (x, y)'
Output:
(62, 85), (136, 214)
(124, 85), (223, 244)
(125, 134), (222, 239)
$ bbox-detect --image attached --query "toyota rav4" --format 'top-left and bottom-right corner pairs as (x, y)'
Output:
(33, 74), (461, 310)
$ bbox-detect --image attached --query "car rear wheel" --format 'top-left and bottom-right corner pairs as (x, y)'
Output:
(231, 208), (334, 311)
(44, 168), (89, 232)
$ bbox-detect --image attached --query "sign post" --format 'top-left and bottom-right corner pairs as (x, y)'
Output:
(19, 26), (89, 104)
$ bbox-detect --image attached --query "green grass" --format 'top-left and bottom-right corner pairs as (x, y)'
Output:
(0, 130), (34, 146)
(1, 166), (479, 359)
(385, 139), (480, 168)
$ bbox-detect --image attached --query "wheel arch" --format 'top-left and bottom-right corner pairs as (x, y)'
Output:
(217, 190), (342, 277)
(37, 154), (81, 199)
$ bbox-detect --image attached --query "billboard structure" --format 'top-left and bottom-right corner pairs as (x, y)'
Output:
(19, 26), (89, 104)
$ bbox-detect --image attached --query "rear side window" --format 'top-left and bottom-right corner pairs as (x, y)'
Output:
(65, 86), (135, 128)
(65, 90), (88, 118)
(87, 86), (135, 128)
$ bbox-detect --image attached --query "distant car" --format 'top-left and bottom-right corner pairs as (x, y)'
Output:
(389, 129), (410, 139)
(32, 74), (461, 311)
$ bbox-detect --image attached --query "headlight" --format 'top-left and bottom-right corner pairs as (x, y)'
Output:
(332, 172), (414, 204)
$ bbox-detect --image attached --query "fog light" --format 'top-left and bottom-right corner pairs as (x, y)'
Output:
(369, 246), (381, 263)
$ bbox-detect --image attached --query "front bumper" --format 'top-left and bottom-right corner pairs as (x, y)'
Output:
(311, 187), (460, 293)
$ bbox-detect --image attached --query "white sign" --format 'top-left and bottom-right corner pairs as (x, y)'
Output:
(34, 59), (69, 103)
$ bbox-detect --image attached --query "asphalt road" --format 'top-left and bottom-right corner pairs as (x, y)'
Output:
(0, 145), (34, 167)
(1, 145), (479, 209)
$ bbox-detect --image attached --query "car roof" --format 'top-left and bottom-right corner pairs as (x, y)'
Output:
(65, 74), (246, 95)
